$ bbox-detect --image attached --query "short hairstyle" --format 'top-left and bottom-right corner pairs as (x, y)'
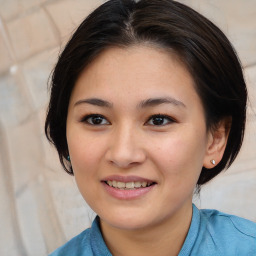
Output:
(45, 0), (247, 187)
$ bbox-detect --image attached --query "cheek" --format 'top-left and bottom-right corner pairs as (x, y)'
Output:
(67, 132), (105, 176)
(67, 134), (106, 205)
(150, 129), (207, 178)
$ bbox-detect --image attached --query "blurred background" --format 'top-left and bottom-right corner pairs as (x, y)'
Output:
(0, 0), (255, 255)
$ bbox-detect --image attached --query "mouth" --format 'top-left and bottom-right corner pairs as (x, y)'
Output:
(104, 180), (156, 190)
(102, 175), (157, 199)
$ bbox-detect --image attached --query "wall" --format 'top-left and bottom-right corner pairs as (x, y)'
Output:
(0, 0), (255, 255)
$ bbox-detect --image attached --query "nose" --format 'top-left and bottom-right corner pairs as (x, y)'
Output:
(105, 125), (146, 169)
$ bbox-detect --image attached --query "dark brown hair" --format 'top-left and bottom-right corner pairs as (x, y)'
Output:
(45, 0), (247, 186)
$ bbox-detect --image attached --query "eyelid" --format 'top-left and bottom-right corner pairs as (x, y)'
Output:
(79, 113), (175, 126)
(145, 114), (176, 126)
(80, 114), (111, 125)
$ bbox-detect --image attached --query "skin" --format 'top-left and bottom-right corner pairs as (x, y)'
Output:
(66, 45), (228, 256)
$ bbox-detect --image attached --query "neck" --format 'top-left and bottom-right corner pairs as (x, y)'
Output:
(100, 204), (193, 256)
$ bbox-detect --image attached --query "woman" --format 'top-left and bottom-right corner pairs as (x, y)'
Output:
(45, 0), (256, 255)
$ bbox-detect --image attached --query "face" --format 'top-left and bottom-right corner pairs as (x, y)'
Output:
(66, 46), (212, 231)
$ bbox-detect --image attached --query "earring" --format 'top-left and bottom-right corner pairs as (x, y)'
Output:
(67, 155), (70, 161)
(210, 159), (216, 165)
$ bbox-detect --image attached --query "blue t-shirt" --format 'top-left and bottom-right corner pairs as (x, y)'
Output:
(49, 204), (256, 255)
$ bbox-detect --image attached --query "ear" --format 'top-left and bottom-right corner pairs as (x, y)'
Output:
(203, 118), (231, 169)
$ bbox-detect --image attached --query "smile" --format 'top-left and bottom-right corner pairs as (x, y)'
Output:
(102, 176), (157, 200)
(105, 181), (154, 189)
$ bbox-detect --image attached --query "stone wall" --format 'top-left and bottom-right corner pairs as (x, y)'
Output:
(0, 0), (255, 255)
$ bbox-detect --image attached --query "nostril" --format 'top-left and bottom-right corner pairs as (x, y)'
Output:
(106, 150), (147, 169)
(105, 134), (146, 168)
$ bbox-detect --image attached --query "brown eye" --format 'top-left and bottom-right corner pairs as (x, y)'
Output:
(146, 115), (174, 126)
(82, 114), (110, 125)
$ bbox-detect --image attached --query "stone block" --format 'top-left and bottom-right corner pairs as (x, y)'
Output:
(0, 0), (48, 21)
(0, 32), (12, 74)
(6, 117), (43, 193)
(195, 170), (256, 222)
(6, 8), (58, 61)
(15, 181), (48, 256)
(234, 66), (256, 167)
(45, 0), (103, 42)
(0, 125), (26, 256)
(25, 170), (66, 254)
(0, 72), (32, 126)
(46, 169), (94, 243)
(178, 0), (256, 66)
(226, 120), (256, 175)
(3, 115), (65, 253)
(245, 65), (256, 113)
(22, 47), (59, 110)
(214, 0), (256, 66)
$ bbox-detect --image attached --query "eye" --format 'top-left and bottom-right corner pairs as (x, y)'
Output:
(146, 114), (175, 126)
(81, 114), (110, 125)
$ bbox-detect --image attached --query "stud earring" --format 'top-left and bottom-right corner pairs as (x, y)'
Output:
(67, 155), (70, 161)
(210, 159), (216, 165)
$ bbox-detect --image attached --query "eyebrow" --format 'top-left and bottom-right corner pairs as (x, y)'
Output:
(74, 98), (113, 108)
(74, 97), (186, 109)
(138, 97), (186, 109)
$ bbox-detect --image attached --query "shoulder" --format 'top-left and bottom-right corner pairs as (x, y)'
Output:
(48, 228), (93, 256)
(201, 208), (256, 238)
(48, 216), (112, 256)
(199, 208), (256, 255)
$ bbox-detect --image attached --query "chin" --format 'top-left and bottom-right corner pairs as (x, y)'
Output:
(100, 210), (154, 231)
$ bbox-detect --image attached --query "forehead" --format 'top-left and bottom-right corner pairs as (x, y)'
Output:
(70, 45), (200, 108)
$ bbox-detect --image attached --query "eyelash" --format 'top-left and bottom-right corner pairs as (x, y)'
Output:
(80, 114), (176, 126)
(145, 114), (176, 126)
(80, 114), (110, 125)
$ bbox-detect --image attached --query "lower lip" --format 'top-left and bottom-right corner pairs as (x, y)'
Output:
(102, 182), (156, 200)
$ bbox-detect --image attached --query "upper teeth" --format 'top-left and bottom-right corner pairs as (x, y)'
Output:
(106, 181), (153, 189)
